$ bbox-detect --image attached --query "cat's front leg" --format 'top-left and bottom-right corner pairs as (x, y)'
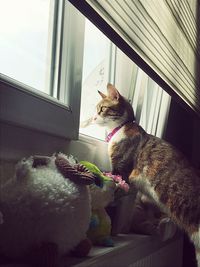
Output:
(129, 169), (140, 182)
(128, 169), (152, 198)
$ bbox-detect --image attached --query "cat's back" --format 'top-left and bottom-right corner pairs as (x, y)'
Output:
(135, 128), (197, 181)
(123, 122), (191, 170)
(131, 124), (199, 185)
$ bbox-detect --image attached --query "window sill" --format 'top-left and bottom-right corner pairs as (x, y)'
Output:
(62, 233), (183, 267)
(78, 133), (106, 145)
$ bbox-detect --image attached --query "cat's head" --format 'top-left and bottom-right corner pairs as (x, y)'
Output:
(93, 84), (135, 128)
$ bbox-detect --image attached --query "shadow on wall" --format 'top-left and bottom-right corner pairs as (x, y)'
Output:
(164, 99), (194, 161)
(164, 101), (200, 169)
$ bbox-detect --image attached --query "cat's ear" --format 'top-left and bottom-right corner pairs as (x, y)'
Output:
(98, 90), (106, 99)
(107, 83), (121, 101)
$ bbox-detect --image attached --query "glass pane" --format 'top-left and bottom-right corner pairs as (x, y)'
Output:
(79, 19), (111, 140)
(0, 0), (53, 95)
(79, 20), (171, 141)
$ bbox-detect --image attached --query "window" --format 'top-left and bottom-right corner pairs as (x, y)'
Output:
(79, 20), (171, 141)
(0, 0), (171, 141)
(80, 19), (112, 140)
(0, 1), (85, 139)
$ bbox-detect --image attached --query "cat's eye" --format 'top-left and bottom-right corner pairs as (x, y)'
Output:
(99, 106), (107, 113)
(101, 106), (107, 112)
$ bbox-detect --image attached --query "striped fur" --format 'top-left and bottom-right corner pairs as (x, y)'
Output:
(96, 84), (200, 266)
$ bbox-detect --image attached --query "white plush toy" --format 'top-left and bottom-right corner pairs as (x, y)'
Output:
(0, 153), (96, 266)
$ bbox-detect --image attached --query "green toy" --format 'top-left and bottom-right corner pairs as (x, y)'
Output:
(80, 161), (116, 247)
(80, 161), (111, 188)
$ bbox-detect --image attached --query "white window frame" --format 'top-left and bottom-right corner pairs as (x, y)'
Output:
(0, 1), (85, 140)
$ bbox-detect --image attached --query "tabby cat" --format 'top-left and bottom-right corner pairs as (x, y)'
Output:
(91, 83), (200, 266)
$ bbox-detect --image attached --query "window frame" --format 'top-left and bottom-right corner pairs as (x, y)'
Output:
(0, 1), (85, 140)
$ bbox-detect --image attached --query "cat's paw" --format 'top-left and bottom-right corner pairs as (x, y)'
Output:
(158, 217), (177, 241)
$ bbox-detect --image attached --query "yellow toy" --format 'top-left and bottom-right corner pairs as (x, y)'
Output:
(80, 161), (116, 247)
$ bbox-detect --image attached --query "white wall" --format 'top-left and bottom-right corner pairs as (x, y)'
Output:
(0, 122), (69, 161)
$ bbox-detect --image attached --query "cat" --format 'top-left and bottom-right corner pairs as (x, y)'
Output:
(89, 83), (200, 266)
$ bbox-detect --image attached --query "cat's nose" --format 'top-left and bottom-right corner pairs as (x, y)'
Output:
(93, 114), (98, 121)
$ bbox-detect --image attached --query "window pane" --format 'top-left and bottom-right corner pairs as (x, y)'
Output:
(0, 0), (53, 95)
(79, 19), (111, 140)
(79, 19), (171, 141)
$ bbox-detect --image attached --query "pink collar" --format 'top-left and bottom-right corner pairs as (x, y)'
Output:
(106, 121), (129, 143)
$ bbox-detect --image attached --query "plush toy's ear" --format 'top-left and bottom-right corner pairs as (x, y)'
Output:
(98, 90), (106, 99)
(15, 158), (32, 180)
(32, 156), (50, 168)
(107, 83), (121, 101)
(55, 156), (96, 185)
